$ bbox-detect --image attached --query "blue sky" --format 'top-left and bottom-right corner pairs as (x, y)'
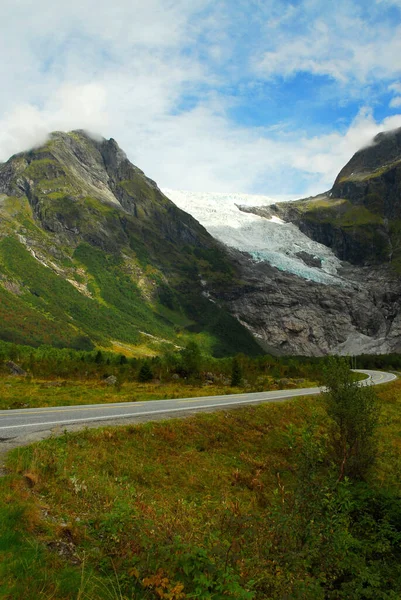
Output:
(1, 0), (401, 197)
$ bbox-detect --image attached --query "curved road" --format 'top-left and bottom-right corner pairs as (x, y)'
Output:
(0, 369), (396, 449)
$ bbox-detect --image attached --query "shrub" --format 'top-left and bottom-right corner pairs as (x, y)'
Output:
(322, 357), (380, 481)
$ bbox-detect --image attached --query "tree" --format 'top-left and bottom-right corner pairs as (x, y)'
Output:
(322, 357), (379, 481)
(118, 354), (128, 365)
(138, 362), (153, 382)
(231, 356), (243, 387)
(94, 350), (104, 364)
(179, 341), (202, 378)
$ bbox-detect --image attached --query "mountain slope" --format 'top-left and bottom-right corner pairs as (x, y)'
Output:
(0, 130), (262, 356)
(262, 128), (401, 268)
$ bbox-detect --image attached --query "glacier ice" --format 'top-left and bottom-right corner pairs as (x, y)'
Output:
(163, 189), (346, 286)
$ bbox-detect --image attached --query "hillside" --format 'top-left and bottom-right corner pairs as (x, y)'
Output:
(0, 130), (261, 357)
(259, 127), (401, 269)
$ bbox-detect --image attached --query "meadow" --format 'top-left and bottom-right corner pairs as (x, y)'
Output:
(0, 368), (400, 599)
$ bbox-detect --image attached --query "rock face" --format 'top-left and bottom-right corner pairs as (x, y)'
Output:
(215, 250), (401, 356)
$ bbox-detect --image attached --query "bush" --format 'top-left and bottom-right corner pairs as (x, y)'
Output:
(323, 357), (380, 481)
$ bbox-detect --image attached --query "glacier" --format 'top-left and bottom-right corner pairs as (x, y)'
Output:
(163, 189), (346, 286)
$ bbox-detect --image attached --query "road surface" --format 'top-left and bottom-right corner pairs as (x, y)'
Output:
(0, 369), (396, 450)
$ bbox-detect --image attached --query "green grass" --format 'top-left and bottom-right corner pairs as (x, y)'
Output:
(0, 237), (180, 348)
(0, 374), (317, 410)
(0, 378), (400, 598)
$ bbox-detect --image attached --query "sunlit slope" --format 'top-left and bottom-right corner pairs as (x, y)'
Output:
(0, 131), (262, 356)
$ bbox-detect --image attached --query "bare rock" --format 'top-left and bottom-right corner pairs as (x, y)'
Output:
(6, 361), (27, 376)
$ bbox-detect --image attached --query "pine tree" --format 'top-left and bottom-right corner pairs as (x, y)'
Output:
(138, 362), (153, 382)
(231, 357), (243, 387)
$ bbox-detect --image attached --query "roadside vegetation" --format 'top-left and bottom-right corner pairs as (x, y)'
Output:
(1, 359), (401, 599)
(0, 340), (328, 410)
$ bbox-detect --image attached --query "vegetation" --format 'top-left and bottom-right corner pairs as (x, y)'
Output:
(323, 358), (379, 481)
(0, 340), (327, 410)
(0, 340), (378, 412)
(0, 361), (400, 599)
(275, 195), (395, 266)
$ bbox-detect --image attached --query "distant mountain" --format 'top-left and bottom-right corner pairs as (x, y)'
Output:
(0, 130), (261, 356)
(262, 127), (401, 269)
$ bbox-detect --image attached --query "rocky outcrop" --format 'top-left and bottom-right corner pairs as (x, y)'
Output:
(214, 251), (401, 355)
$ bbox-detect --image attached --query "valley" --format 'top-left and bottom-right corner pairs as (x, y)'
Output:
(1, 127), (401, 599)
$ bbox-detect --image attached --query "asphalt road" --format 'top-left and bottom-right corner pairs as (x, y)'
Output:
(0, 369), (396, 449)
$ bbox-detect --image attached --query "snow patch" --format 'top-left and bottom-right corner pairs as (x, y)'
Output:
(269, 215), (285, 224)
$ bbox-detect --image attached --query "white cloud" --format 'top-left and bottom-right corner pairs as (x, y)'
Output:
(0, 0), (401, 199)
(255, 3), (401, 85)
(1, 78), (401, 197)
(389, 82), (401, 94)
(0, 83), (108, 159)
(390, 97), (401, 108)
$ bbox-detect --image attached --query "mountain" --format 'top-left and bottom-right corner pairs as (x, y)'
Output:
(0, 130), (262, 356)
(262, 127), (401, 269)
(164, 129), (401, 356)
(1, 128), (400, 358)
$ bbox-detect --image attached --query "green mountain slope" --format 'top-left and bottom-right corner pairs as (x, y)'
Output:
(0, 131), (262, 356)
(269, 127), (401, 268)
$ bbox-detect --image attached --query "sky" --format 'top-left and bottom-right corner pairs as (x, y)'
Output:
(1, 0), (401, 197)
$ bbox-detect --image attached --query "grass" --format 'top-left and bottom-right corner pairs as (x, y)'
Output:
(0, 376), (398, 599)
(0, 396), (316, 599)
(0, 375), (316, 410)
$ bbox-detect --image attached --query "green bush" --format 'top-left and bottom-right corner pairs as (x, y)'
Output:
(323, 357), (380, 481)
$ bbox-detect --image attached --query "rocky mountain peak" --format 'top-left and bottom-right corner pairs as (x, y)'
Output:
(335, 127), (401, 184)
(331, 126), (401, 219)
